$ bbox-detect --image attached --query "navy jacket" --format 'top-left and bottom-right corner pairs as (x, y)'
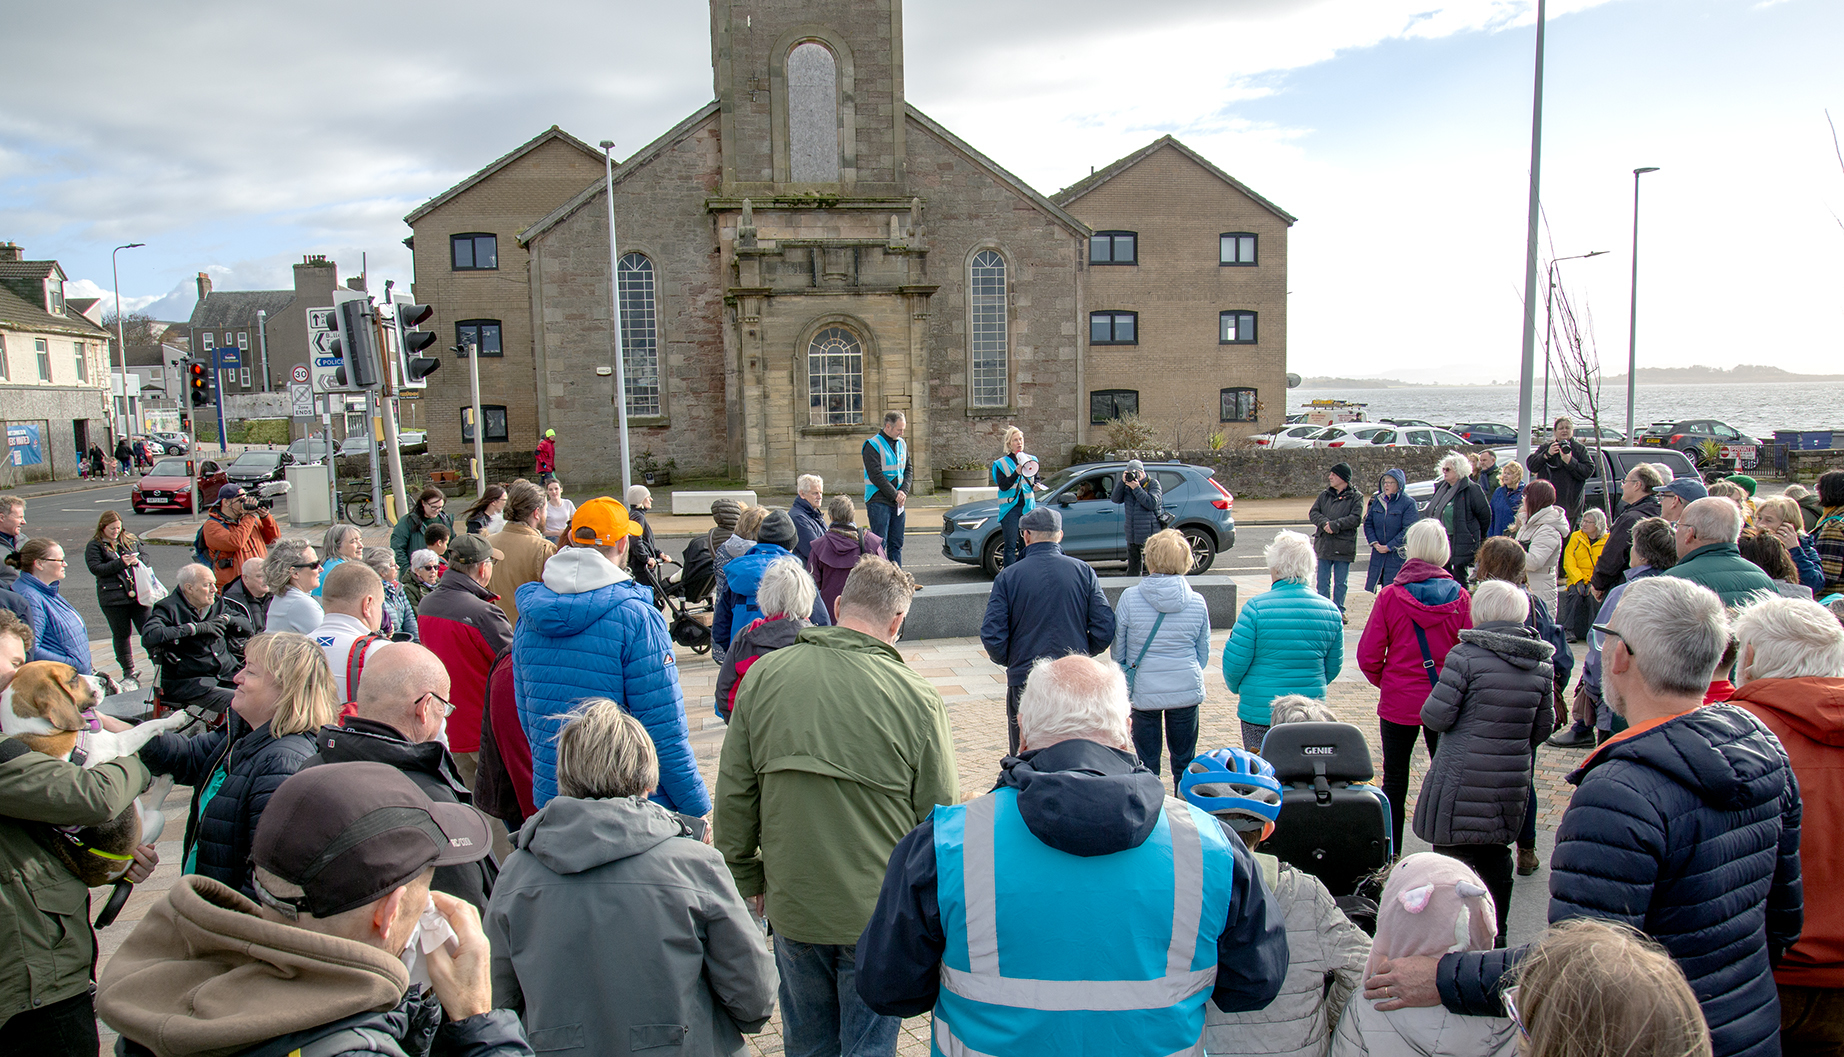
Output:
(791, 497), (826, 562)
(980, 541), (1116, 685)
(1110, 476), (1165, 545)
(855, 738), (1289, 1018)
(1437, 705), (1803, 1057)
(1362, 470), (1419, 551)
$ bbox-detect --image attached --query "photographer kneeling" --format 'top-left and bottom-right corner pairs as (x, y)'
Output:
(142, 563), (249, 713)
(201, 483), (280, 590)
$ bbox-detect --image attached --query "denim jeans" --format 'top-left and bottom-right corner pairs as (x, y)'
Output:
(866, 502), (905, 567)
(998, 505), (1024, 568)
(1316, 558), (1350, 613)
(1131, 706), (1199, 789)
(775, 937), (900, 1057)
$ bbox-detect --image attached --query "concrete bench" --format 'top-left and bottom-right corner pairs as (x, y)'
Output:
(901, 575), (1239, 641)
(949, 486), (999, 506)
(671, 489), (758, 517)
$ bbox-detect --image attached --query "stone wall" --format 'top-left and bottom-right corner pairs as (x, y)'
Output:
(1116, 445), (1496, 500)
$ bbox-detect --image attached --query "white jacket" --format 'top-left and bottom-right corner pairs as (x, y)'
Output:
(1516, 504), (1569, 614)
(1206, 854), (1371, 1057)
(1329, 998), (1518, 1057)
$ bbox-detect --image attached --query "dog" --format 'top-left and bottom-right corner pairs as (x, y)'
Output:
(2, 660), (201, 885)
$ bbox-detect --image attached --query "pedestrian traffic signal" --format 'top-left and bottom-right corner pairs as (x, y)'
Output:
(393, 301), (440, 388)
(328, 298), (381, 390)
(187, 357), (211, 406)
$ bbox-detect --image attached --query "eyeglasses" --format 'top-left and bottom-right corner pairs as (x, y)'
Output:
(1501, 986), (1530, 1040)
(421, 690), (455, 717)
(1591, 622), (1633, 658)
(42, 557), (67, 565)
(293, 560), (323, 570)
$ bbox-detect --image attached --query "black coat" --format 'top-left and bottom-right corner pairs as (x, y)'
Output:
(1308, 485), (1364, 563)
(85, 536), (143, 609)
(305, 717), (496, 912)
(1413, 622), (1554, 846)
(219, 577), (269, 652)
(1438, 705), (1803, 1057)
(1110, 476), (1165, 544)
(140, 717), (319, 899)
(1589, 494), (1662, 594)
(1526, 438), (1594, 514)
(142, 591), (247, 701)
(1428, 476), (1493, 566)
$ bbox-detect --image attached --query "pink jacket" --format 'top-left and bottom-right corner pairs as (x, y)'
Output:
(1357, 559), (1473, 725)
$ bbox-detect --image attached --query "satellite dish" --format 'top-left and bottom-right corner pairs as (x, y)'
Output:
(1286, 373), (1302, 389)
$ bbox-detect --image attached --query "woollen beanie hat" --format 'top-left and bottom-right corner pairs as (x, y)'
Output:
(1725, 474), (1758, 497)
(757, 510), (799, 549)
(1125, 459), (1146, 474)
(1329, 463), (1354, 486)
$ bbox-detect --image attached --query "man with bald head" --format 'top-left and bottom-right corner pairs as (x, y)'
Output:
(305, 641), (495, 910)
(141, 563), (249, 712)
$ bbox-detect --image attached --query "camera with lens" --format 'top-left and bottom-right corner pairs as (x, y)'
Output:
(250, 480), (291, 510)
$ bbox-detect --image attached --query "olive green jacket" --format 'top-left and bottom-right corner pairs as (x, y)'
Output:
(716, 625), (958, 945)
(0, 740), (148, 1023)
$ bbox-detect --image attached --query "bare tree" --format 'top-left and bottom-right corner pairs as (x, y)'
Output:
(1549, 280), (1612, 516)
(101, 310), (164, 350)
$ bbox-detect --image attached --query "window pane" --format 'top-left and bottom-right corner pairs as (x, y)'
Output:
(1241, 313), (1255, 342)
(1242, 237), (1256, 263)
(480, 323), (502, 355)
(618, 254), (660, 417)
(807, 326), (864, 426)
(1089, 236), (1110, 264)
(453, 238), (473, 269)
(969, 250), (1007, 407)
(1115, 314), (1135, 343)
(475, 236), (497, 269)
(1091, 313), (1111, 344)
(1114, 234), (1135, 263)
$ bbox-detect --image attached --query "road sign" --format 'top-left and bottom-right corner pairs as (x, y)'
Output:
(291, 364), (310, 384)
(291, 383), (314, 419)
(216, 348), (241, 369)
(307, 305), (341, 393)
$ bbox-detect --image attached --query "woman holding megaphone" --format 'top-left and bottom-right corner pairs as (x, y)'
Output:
(990, 427), (1040, 568)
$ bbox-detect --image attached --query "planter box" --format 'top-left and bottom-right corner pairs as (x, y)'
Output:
(940, 469), (987, 488)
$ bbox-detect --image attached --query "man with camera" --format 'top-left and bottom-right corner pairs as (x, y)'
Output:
(201, 484), (280, 589)
(1526, 417), (1594, 521)
(1111, 459), (1166, 577)
(142, 563), (250, 713)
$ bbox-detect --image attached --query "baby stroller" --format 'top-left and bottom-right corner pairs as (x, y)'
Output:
(656, 536), (718, 654)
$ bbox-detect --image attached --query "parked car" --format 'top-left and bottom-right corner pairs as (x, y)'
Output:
(340, 431), (429, 457)
(1452, 422), (1520, 445)
(1254, 424), (1329, 450)
(150, 431), (192, 453)
(1380, 418), (1438, 429)
(1632, 419), (1761, 469)
(223, 449), (295, 487)
(1309, 424), (1397, 448)
(1404, 446), (1699, 516)
(940, 461), (1235, 578)
(1381, 426), (1473, 448)
(286, 437), (337, 464)
(130, 457), (227, 515)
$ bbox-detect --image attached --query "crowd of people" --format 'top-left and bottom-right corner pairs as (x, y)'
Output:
(1, 423), (1843, 1057)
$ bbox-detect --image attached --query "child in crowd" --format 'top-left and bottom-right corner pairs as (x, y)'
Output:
(1332, 853), (1519, 1057)
(1184, 747), (1371, 1057)
(1506, 918), (1709, 1057)
(423, 522), (452, 572)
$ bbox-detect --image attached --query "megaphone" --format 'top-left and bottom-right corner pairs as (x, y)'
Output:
(1016, 453), (1040, 478)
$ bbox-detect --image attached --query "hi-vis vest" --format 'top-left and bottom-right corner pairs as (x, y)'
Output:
(990, 455), (1036, 518)
(864, 432), (907, 503)
(932, 789), (1235, 1057)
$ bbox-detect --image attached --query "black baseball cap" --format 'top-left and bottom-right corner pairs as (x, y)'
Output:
(252, 762), (490, 917)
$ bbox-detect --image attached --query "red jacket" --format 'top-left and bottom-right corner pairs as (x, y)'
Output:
(483, 650), (534, 820)
(1730, 676), (1844, 987)
(535, 437), (554, 473)
(1357, 558), (1473, 725)
(414, 569), (512, 753)
(200, 510), (280, 588)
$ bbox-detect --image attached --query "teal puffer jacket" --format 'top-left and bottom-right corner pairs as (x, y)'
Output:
(1221, 581), (1345, 725)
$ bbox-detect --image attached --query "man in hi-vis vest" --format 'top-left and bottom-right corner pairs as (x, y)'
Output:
(854, 654), (1289, 1057)
(862, 411), (913, 566)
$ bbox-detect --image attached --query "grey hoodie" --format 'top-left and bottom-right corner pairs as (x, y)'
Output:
(486, 795), (777, 1056)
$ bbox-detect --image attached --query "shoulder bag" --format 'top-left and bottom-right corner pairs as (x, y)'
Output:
(1123, 612), (1167, 695)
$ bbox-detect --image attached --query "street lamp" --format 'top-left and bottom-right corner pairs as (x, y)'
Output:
(111, 242), (145, 439)
(1542, 250), (1609, 423)
(600, 139), (632, 496)
(1513, 0), (1549, 467)
(1625, 167), (1661, 441)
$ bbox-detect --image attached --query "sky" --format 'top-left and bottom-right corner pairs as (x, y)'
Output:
(3, 0), (1838, 384)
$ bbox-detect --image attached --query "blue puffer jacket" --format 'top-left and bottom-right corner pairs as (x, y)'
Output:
(514, 548), (710, 816)
(15, 573), (91, 672)
(1488, 484), (1525, 539)
(712, 543), (829, 651)
(1438, 705), (1803, 1057)
(1110, 574), (1212, 710)
(1363, 470), (1420, 591)
(1221, 581), (1343, 725)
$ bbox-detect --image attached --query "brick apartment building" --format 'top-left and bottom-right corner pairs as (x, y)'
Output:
(405, 0), (1292, 490)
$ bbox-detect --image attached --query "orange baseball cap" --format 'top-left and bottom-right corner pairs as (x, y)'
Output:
(568, 496), (644, 546)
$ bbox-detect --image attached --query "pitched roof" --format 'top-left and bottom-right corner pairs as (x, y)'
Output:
(0, 284), (111, 338)
(0, 258), (61, 307)
(1052, 135), (1297, 225)
(905, 105), (1088, 236)
(187, 289), (298, 330)
(519, 104), (721, 246)
(405, 125), (604, 226)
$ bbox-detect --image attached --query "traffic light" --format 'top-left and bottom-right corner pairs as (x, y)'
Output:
(328, 298), (381, 389)
(394, 301), (440, 388)
(187, 356), (212, 406)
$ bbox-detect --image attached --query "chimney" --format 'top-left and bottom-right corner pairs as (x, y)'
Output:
(196, 271), (213, 301)
(0, 242), (21, 262)
(293, 254), (336, 296)
(345, 277), (365, 292)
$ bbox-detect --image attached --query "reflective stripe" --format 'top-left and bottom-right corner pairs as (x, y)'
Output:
(937, 1016), (1204, 1057)
(941, 964), (1217, 1011)
(961, 795), (1000, 974)
(1165, 798), (1203, 978)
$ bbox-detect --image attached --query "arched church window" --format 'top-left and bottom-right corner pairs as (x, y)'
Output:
(618, 253), (660, 417)
(969, 250), (1008, 407)
(808, 326), (863, 426)
(787, 42), (841, 183)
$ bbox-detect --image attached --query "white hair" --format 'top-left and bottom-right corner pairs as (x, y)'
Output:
(1017, 655), (1131, 752)
(1471, 579), (1530, 624)
(176, 563), (215, 589)
(755, 556), (818, 621)
(1680, 497), (1742, 546)
(1609, 577), (1728, 697)
(1580, 507), (1609, 536)
(1439, 451), (1474, 478)
(410, 548), (441, 571)
(625, 485), (650, 508)
(1265, 530), (1315, 584)
(797, 474), (824, 496)
(1269, 695), (1336, 725)
(1733, 596), (1844, 681)
(1649, 462), (1675, 486)
(1404, 519), (1451, 567)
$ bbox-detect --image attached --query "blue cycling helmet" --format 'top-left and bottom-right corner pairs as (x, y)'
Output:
(1180, 748), (1283, 833)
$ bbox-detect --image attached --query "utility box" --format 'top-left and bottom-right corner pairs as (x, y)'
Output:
(285, 463), (332, 526)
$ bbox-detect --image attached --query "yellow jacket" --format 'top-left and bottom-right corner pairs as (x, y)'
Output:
(1563, 530), (1606, 586)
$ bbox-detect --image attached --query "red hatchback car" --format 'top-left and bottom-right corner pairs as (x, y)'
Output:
(131, 457), (227, 514)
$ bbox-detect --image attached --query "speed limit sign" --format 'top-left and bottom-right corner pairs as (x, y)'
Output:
(291, 364), (310, 384)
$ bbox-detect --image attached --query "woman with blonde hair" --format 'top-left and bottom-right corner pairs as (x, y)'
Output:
(138, 631), (340, 899)
(1754, 494), (1825, 593)
(990, 425), (1039, 568)
(1489, 460), (1526, 539)
(314, 522), (362, 598)
(1506, 918), (1710, 1057)
(87, 509), (150, 686)
(1112, 529), (1212, 785)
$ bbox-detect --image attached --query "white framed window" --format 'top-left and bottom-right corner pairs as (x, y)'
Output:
(807, 326), (864, 426)
(237, 332), (249, 351)
(74, 342), (86, 383)
(617, 253), (661, 417)
(239, 368), (251, 388)
(0, 334), (8, 380)
(35, 338), (51, 381)
(200, 332), (214, 351)
(46, 278), (63, 314)
(969, 250), (1008, 408)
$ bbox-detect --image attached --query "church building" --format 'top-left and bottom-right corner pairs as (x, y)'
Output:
(407, 0), (1292, 492)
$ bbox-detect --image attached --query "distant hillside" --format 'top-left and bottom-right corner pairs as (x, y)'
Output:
(1300, 376), (1417, 389)
(1603, 364), (1844, 384)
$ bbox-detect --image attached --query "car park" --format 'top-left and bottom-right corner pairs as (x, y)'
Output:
(1404, 446), (1699, 514)
(131, 457), (227, 514)
(940, 460), (1236, 577)
(1254, 424), (1329, 449)
(1452, 422), (1520, 445)
(1633, 419), (1761, 469)
(1309, 424), (1397, 448)
(223, 449), (295, 487)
